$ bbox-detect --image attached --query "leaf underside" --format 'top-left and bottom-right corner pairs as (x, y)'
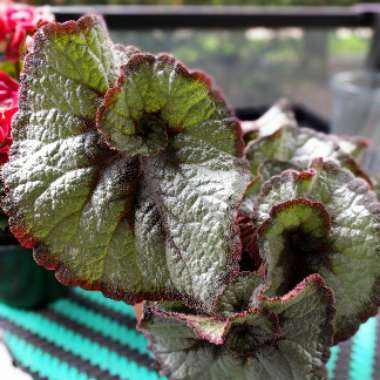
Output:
(2, 15), (251, 309)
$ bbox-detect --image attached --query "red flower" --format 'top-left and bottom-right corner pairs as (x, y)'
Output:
(0, 71), (19, 164)
(4, 5), (38, 33)
(0, 107), (16, 164)
(0, 4), (54, 62)
(0, 70), (18, 107)
(0, 16), (7, 43)
(5, 25), (26, 62)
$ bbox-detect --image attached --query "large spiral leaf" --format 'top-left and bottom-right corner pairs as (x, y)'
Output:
(2, 16), (251, 309)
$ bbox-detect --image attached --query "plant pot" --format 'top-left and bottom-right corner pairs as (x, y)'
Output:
(0, 245), (67, 309)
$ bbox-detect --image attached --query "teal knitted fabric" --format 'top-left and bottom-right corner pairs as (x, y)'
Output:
(0, 288), (378, 380)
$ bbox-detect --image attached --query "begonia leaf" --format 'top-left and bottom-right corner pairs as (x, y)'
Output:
(245, 124), (371, 185)
(332, 135), (368, 159)
(96, 52), (250, 308)
(97, 53), (244, 157)
(241, 100), (296, 140)
(258, 159), (298, 181)
(238, 179), (263, 271)
(256, 160), (380, 342)
(140, 274), (334, 380)
(239, 177), (261, 218)
(213, 271), (263, 316)
(374, 177), (380, 201)
(2, 16), (251, 308)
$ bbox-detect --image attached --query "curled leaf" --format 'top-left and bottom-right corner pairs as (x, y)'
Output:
(241, 100), (296, 139)
(258, 198), (331, 297)
(140, 274), (335, 380)
(97, 53), (243, 157)
(332, 135), (368, 159)
(256, 160), (380, 342)
(213, 272), (263, 316)
(245, 113), (371, 186)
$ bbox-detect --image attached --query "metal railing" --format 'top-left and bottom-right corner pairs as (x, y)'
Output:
(50, 5), (380, 67)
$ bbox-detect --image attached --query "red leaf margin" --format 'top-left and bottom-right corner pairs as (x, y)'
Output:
(96, 51), (245, 158)
(257, 197), (332, 238)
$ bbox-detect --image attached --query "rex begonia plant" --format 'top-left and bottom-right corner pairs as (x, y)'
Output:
(2, 15), (380, 380)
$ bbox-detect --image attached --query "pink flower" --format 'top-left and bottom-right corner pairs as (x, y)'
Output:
(0, 4), (54, 61)
(0, 70), (19, 164)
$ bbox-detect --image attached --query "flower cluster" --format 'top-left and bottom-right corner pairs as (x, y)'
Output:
(0, 3), (53, 62)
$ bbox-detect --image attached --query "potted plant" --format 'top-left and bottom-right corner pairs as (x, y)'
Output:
(2, 14), (380, 379)
(0, 2), (66, 309)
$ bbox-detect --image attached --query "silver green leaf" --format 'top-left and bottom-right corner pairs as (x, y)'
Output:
(213, 271), (263, 316)
(140, 274), (334, 380)
(256, 159), (380, 342)
(244, 104), (371, 186)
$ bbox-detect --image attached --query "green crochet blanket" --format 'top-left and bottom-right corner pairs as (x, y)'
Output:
(0, 288), (378, 380)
